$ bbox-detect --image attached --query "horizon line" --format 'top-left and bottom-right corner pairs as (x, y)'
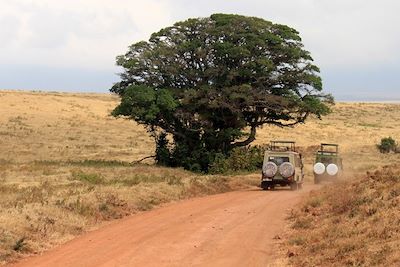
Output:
(1, 88), (399, 103)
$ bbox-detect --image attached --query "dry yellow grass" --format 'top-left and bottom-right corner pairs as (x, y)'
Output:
(0, 90), (152, 163)
(285, 165), (400, 266)
(1, 90), (400, 265)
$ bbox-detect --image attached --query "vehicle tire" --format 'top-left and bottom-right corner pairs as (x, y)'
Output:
(261, 181), (270, 190)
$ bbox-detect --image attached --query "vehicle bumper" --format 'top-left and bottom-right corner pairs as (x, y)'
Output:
(260, 178), (292, 188)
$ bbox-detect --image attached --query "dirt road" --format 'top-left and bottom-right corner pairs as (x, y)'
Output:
(13, 186), (315, 267)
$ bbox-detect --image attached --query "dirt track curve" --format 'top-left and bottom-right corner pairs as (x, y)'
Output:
(13, 186), (317, 267)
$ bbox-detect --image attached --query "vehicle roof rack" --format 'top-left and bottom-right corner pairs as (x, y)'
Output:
(318, 143), (339, 154)
(321, 143), (339, 147)
(269, 141), (297, 152)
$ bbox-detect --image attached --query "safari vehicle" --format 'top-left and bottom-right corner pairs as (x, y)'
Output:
(261, 141), (304, 190)
(313, 143), (343, 184)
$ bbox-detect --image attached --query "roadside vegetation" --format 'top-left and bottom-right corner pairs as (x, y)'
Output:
(286, 165), (400, 266)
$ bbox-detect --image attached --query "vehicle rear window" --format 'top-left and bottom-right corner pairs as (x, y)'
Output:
(318, 156), (339, 164)
(268, 156), (289, 165)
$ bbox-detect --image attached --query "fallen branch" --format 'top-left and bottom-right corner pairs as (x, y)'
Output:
(132, 155), (156, 164)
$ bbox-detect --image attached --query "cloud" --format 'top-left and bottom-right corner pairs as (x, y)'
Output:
(0, 0), (172, 69)
(165, 0), (400, 68)
(0, 0), (399, 98)
(0, 15), (21, 47)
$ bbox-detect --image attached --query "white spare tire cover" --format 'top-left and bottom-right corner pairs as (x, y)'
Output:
(326, 164), (339, 176)
(263, 162), (278, 177)
(279, 162), (295, 178)
(313, 162), (325, 175)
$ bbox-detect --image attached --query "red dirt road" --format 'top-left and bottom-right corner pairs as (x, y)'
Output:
(13, 187), (315, 267)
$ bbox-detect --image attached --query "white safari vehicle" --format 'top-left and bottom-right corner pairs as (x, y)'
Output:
(261, 141), (304, 190)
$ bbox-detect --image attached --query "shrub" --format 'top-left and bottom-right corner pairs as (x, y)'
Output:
(377, 137), (397, 153)
(209, 146), (265, 174)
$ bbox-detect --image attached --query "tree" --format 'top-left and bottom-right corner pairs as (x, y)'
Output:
(111, 14), (333, 172)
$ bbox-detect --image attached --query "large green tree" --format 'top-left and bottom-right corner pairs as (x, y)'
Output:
(111, 14), (333, 171)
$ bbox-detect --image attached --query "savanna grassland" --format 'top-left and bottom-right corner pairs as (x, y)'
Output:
(0, 90), (258, 264)
(1, 90), (400, 265)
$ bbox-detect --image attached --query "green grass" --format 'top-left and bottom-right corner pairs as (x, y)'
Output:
(34, 159), (131, 167)
(71, 171), (105, 184)
(358, 122), (381, 128)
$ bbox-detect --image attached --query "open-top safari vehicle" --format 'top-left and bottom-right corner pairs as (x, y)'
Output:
(261, 141), (304, 190)
(313, 143), (343, 184)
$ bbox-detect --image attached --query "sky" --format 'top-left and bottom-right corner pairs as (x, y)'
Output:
(0, 0), (399, 100)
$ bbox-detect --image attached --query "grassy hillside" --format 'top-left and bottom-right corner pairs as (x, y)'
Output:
(1, 90), (400, 264)
(286, 165), (400, 266)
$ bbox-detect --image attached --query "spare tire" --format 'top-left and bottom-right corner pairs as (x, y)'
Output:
(279, 162), (295, 178)
(262, 162), (278, 177)
(326, 164), (339, 176)
(313, 162), (325, 175)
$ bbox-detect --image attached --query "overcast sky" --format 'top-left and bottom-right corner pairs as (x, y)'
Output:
(1, 0), (399, 100)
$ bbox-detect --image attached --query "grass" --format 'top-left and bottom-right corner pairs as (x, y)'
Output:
(70, 171), (105, 184)
(1, 90), (400, 265)
(285, 165), (400, 266)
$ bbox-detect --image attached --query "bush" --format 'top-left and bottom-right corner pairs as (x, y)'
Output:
(209, 146), (265, 174)
(377, 137), (397, 153)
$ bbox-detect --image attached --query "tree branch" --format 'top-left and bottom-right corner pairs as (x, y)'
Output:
(230, 125), (257, 148)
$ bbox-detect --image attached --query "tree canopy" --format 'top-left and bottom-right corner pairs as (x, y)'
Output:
(111, 13), (333, 172)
